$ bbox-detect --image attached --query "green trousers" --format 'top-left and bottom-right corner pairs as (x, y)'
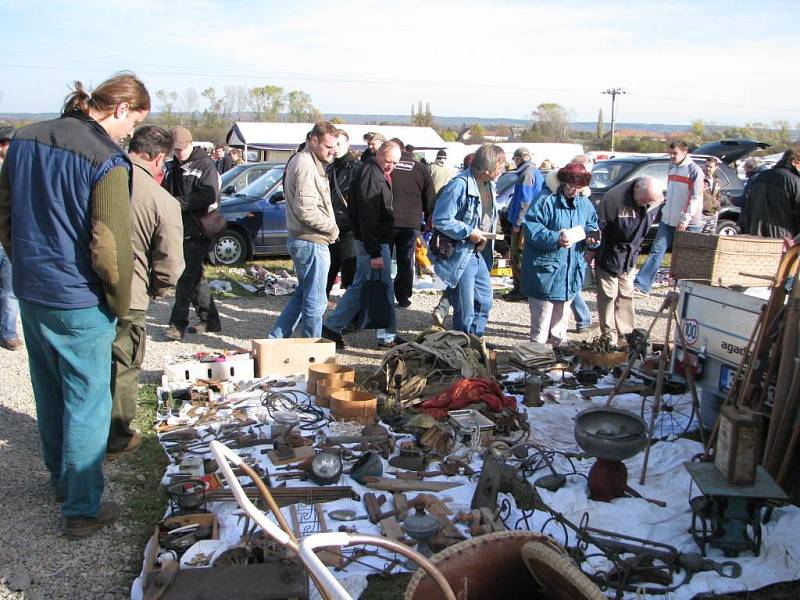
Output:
(108, 309), (146, 452)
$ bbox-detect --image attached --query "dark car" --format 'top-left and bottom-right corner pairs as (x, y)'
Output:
(589, 155), (744, 236)
(220, 161), (279, 196)
(692, 139), (770, 165)
(214, 163), (287, 265)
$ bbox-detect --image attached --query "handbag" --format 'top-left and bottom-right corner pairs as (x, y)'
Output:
(357, 270), (391, 330)
(196, 208), (227, 240)
(429, 228), (458, 260)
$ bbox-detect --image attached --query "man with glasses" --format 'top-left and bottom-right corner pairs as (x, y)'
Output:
(634, 141), (703, 295)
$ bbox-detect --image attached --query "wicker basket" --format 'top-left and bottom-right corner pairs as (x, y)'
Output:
(671, 232), (783, 287)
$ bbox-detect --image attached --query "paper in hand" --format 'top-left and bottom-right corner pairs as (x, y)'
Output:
(561, 226), (586, 244)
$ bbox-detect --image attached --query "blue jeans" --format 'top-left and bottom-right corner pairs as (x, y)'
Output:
(20, 300), (116, 517)
(0, 246), (19, 341)
(634, 222), (702, 293)
(269, 237), (330, 339)
(326, 241), (396, 340)
(452, 253), (493, 336)
(571, 291), (592, 328)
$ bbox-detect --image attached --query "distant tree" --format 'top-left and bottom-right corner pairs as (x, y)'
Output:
(597, 108), (605, 139)
(201, 87), (225, 128)
(440, 130), (457, 142)
(691, 119), (705, 137)
(287, 90), (317, 122)
(531, 103), (570, 142)
(177, 88), (199, 126)
(155, 89), (178, 127)
(411, 100), (434, 127)
(249, 85), (284, 122)
(495, 124), (512, 139)
(233, 86), (250, 121)
(330, 116), (345, 125)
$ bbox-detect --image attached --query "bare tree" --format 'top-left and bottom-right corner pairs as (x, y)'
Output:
(531, 103), (571, 142)
(178, 88), (199, 126)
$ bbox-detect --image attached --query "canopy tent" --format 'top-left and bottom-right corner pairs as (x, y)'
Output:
(226, 122), (447, 162)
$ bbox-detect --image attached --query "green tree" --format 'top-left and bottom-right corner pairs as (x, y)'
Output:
(531, 103), (570, 142)
(440, 130), (457, 142)
(411, 100), (434, 127)
(597, 108), (605, 139)
(287, 90), (317, 122)
(249, 85), (284, 122)
(691, 119), (705, 137)
(330, 116), (345, 125)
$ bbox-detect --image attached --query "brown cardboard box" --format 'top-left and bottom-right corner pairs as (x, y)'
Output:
(251, 338), (336, 377)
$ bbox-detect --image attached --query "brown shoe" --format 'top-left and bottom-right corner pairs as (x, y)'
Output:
(165, 325), (184, 340)
(0, 337), (23, 351)
(187, 322), (222, 334)
(106, 432), (142, 460)
(59, 501), (121, 540)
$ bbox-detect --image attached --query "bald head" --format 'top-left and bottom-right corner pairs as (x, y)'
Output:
(633, 176), (662, 207)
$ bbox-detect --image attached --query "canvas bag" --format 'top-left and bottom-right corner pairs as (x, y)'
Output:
(357, 270), (391, 329)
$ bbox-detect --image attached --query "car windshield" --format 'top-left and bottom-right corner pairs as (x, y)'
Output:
(238, 166), (285, 198)
(590, 161), (636, 190)
(220, 164), (248, 188)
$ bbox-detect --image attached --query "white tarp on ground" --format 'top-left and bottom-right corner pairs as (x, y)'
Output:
(132, 372), (800, 599)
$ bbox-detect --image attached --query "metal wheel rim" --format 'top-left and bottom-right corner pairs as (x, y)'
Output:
(640, 393), (695, 441)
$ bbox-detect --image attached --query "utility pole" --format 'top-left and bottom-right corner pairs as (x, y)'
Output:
(602, 87), (627, 152)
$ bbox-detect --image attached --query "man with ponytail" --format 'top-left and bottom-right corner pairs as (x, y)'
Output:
(0, 72), (150, 538)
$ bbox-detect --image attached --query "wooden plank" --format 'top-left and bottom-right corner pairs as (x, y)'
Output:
(363, 477), (463, 493)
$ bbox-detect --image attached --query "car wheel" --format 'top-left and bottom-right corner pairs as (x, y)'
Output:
(715, 219), (739, 236)
(214, 229), (249, 265)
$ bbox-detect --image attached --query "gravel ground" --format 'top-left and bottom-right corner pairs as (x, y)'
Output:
(0, 284), (676, 599)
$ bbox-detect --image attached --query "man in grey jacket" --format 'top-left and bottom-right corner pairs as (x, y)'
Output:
(108, 125), (184, 457)
(269, 121), (339, 338)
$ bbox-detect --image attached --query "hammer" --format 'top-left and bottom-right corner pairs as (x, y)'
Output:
(363, 492), (409, 524)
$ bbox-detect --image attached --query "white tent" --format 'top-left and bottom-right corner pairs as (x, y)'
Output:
(226, 122), (447, 162)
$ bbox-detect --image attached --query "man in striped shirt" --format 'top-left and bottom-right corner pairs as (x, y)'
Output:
(634, 141), (703, 295)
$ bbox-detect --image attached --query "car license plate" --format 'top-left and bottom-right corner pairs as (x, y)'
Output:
(719, 364), (736, 393)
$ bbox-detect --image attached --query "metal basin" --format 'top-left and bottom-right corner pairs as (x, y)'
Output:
(574, 407), (647, 461)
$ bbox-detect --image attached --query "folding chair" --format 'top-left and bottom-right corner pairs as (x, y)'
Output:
(209, 440), (455, 600)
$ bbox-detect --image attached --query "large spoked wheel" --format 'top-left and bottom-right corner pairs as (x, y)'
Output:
(214, 229), (249, 265)
(640, 392), (695, 441)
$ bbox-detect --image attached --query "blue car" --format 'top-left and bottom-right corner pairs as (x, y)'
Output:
(214, 163), (288, 265)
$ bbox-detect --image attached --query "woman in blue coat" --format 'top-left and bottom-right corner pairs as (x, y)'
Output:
(522, 162), (600, 344)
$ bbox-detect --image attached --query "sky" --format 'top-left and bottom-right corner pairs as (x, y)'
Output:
(1, 0), (798, 127)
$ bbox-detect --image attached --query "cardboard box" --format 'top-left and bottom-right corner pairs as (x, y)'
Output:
(251, 338), (336, 377)
(163, 353), (254, 384)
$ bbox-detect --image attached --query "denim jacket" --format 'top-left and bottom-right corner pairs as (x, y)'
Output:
(521, 188), (599, 302)
(429, 170), (496, 287)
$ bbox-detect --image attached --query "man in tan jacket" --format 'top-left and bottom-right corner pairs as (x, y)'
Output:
(107, 125), (184, 457)
(269, 121), (339, 338)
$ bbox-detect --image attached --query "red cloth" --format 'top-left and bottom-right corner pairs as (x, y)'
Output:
(421, 378), (516, 419)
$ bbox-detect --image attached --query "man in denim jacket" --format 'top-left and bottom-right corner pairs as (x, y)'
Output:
(429, 144), (506, 337)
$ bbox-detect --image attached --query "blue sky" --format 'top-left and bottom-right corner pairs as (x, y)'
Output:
(1, 0), (797, 126)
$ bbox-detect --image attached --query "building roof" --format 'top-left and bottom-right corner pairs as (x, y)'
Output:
(226, 122), (447, 151)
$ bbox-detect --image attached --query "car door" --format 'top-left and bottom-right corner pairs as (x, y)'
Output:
(259, 168), (288, 255)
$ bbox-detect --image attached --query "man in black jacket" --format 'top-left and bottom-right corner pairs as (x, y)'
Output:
(163, 126), (222, 339)
(741, 148), (800, 242)
(594, 176), (661, 344)
(323, 141), (403, 349)
(326, 129), (360, 297)
(390, 138), (434, 307)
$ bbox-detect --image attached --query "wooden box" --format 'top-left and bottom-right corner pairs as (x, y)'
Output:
(714, 405), (761, 485)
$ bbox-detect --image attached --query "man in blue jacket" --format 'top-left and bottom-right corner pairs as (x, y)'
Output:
(522, 162), (600, 344)
(430, 144), (506, 337)
(506, 147), (543, 301)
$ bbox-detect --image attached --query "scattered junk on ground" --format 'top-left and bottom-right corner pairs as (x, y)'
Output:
(133, 239), (800, 599)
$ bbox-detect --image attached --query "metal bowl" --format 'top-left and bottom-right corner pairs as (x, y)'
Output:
(574, 407), (647, 461)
